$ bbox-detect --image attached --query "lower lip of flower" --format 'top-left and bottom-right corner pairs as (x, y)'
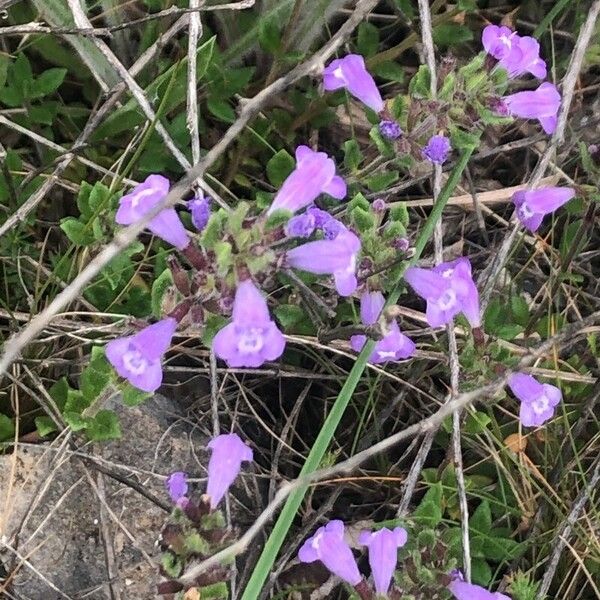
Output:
(437, 289), (457, 311)
(518, 201), (535, 219)
(237, 329), (266, 354)
(123, 346), (149, 374)
(532, 395), (550, 414)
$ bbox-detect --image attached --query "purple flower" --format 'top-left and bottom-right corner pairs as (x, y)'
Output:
(115, 174), (190, 250)
(372, 198), (386, 212)
(503, 82), (561, 134)
(359, 527), (408, 596)
(267, 146), (346, 215)
(512, 187), (575, 232)
(206, 433), (253, 509)
(298, 520), (362, 586)
(482, 25), (546, 79)
(106, 318), (177, 392)
(449, 579), (511, 600)
(351, 291), (415, 363)
(287, 229), (361, 296)
(285, 212), (316, 238)
(188, 194), (210, 232)
(508, 373), (561, 427)
(323, 54), (384, 113)
(166, 472), (188, 504)
(379, 120), (403, 140)
(422, 135), (451, 164)
(404, 257), (480, 328)
(212, 279), (285, 368)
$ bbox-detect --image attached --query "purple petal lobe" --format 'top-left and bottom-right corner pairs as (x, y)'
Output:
(106, 318), (177, 392)
(166, 472), (188, 503)
(115, 174), (190, 250)
(360, 527), (408, 595)
(503, 82), (561, 133)
(298, 520), (362, 586)
(206, 433), (253, 509)
(449, 580), (512, 600)
(268, 147), (346, 215)
(323, 54), (384, 113)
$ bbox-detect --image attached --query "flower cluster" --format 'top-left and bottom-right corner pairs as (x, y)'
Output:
(298, 521), (510, 599)
(104, 48), (566, 438)
(483, 24), (560, 134)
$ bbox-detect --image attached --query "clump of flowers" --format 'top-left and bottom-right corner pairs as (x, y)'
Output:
(157, 433), (252, 596)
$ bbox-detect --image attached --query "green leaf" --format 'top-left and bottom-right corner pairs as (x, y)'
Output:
(0, 413), (15, 441)
(151, 268), (174, 318)
(214, 241), (233, 273)
(259, 19), (281, 54)
(64, 411), (88, 432)
(511, 295), (530, 326)
(265, 209), (292, 230)
(35, 416), (59, 437)
(470, 500), (492, 534)
(14, 53), (34, 99)
(161, 552), (182, 578)
(369, 125), (395, 158)
(371, 61), (404, 82)
(28, 104), (56, 125)
(49, 377), (70, 410)
(433, 23), (473, 48)
(86, 410), (121, 441)
(121, 384), (152, 407)
(357, 22), (379, 57)
(481, 535), (520, 561)
(80, 362), (111, 403)
(390, 202), (409, 226)
(366, 170), (399, 193)
(408, 64), (431, 99)
(64, 389), (90, 414)
(31, 68), (67, 98)
(185, 532), (211, 554)
(201, 209), (228, 250)
(274, 304), (306, 330)
(60, 217), (95, 246)
(266, 149), (295, 187)
(413, 482), (443, 526)
(343, 139), (363, 172)
(464, 411), (491, 434)
(0, 54), (9, 89)
(471, 558), (492, 586)
(207, 97), (235, 123)
(351, 206), (376, 232)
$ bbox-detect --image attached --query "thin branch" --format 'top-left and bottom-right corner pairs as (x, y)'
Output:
(0, 2), (256, 37)
(176, 310), (600, 585)
(0, 0), (380, 377)
(187, 0), (203, 167)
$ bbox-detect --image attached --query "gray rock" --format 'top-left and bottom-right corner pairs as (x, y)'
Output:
(0, 395), (211, 599)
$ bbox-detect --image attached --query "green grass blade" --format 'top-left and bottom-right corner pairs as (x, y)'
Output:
(240, 144), (477, 600)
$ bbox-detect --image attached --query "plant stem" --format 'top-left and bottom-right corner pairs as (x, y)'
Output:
(239, 143), (477, 600)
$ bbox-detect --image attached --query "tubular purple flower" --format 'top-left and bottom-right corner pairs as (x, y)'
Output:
(166, 472), (188, 504)
(405, 257), (480, 328)
(323, 54), (384, 113)
(298, 520), (362, 586)
(206, 433), (253, 509)
(285, 212), (316, 238)
(449, 579), (511, 600)
(482, 25), (546, 79)
(508, 373), (561, 427)
(188, 194), (211, 232)
(359, 527), (408, 596)
(422, 135), (451, 164)
(512, 187), (575, 232)
(267, 146), (346, 215)
(351, 291), (415, 363)
(212, 279), (286, 368)
(503, 82), (561, 134)
(115, 174), (190, 250)
(287, 229), (361, 296)
(106, 318), (177, 392)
